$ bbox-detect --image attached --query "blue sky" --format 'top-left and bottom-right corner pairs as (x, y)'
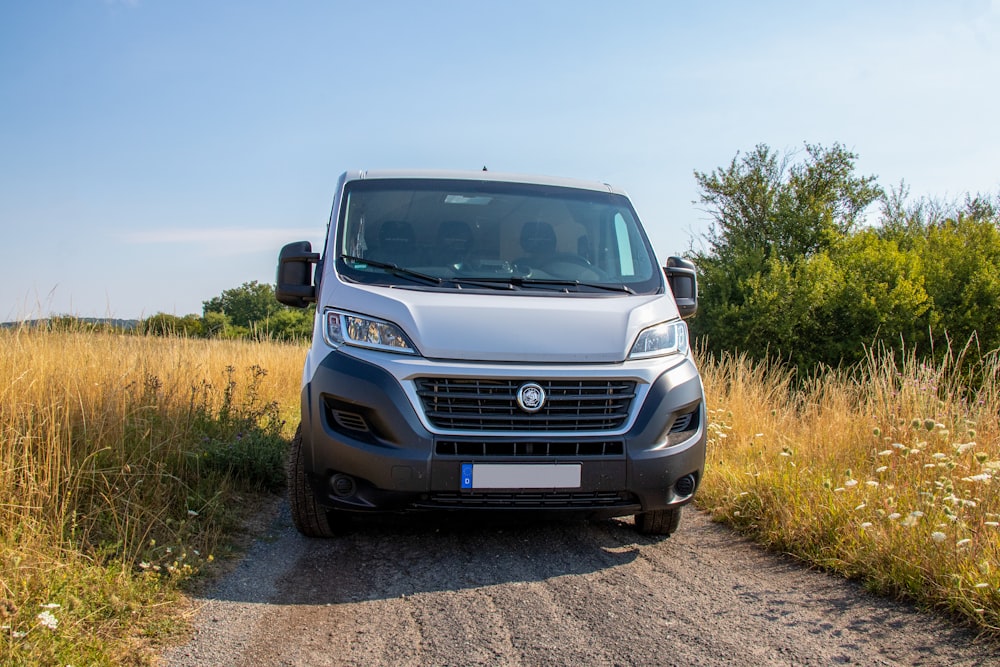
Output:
(1, 0), (998, 320)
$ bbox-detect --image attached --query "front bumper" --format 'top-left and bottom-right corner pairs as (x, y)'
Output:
(299, 349), (706, 517)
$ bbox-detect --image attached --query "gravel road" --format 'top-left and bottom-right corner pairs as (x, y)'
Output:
(161, 503), (1000, 666)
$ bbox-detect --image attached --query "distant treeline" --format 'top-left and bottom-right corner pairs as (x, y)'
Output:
(690, 143), (1000, 371)
(8, 282), (313, 342)
(140, 281), (314, 341)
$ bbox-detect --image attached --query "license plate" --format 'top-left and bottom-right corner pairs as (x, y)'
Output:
(460, 463), (581, 490)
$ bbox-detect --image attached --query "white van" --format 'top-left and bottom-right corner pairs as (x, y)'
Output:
(276, 170), (705, 536)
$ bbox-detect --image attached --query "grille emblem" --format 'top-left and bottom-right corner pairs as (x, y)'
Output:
(516, 382), (546, 413)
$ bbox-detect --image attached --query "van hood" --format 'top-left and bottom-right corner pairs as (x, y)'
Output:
(331, 284), (680, 363)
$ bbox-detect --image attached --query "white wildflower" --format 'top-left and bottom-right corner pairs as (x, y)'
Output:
(855, 503), (867, 510)
(932, 453), (948, 461)
(844, 479), (858, 488)
(888, 512), (902, 521)
(956, 442), (976, 454)
(876, 466), (888, 473)
(866, 480), (880, 487)
(957, 538), (972, 547)
(39, 603), (60, 609)
(187, 509), (199, 517)
(891, 442), (906, 449)
(931, 531), (947, 543)
(36, 610), (58, 630)
(878, 450), (893, 457)
(860, 522), (873, 529)
(985, 522), (999, 527)
(975, 583), (990, 588)
(962, 473), (992, 483)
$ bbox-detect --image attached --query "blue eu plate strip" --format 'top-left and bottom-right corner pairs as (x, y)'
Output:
(461, 463), (473, 489)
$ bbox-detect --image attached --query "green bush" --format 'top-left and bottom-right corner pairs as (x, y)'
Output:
(690, 144), (1000, 371)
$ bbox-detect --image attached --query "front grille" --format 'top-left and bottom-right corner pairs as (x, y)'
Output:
(415, 378), (636, 432)
(435, 440), (624, 457)
(418, 491), (637, 509)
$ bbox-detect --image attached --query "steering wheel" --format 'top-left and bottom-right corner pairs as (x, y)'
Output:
(540, 254), (607, 280)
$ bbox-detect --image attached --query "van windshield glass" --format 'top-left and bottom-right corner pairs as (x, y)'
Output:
(335, 178), (662, 295)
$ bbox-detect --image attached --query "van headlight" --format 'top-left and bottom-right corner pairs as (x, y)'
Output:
(324, 309), (418, 355)
(629, 320), (688, 359)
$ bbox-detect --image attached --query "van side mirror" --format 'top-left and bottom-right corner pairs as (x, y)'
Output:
(664, 256), (698, 319)
(276, 241), (321, 308)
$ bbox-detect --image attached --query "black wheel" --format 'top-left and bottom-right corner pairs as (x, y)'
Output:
(634, 506), (682, 536)
(287, 424), (337, 538)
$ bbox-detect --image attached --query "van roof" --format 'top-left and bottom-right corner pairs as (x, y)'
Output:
(344, 169), (628, 196)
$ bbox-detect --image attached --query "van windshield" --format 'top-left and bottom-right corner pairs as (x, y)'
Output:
(335, 178), (663, 295)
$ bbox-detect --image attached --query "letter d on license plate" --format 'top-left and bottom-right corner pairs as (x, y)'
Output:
(460, 463), (581, 490)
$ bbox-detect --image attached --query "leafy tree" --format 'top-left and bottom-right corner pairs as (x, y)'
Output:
(694, 143), (882, 263)
(259, 308), (314, 341)
(691, 143), (884, 367)
(913, 213), (1000, 354)
(201, 311), (233, 338)
(200, 281), (314, 341)
(203, 281), (281, 329)
(140, 312), (205, 337)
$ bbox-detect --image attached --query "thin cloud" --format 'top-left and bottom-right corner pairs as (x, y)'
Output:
(121, 227), (323, 255)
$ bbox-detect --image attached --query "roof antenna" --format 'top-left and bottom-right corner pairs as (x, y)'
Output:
(482, 165), (488, 171)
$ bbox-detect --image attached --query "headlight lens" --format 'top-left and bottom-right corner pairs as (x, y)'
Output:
(629, 320), (688, 359)
(324, 310), (417, 354)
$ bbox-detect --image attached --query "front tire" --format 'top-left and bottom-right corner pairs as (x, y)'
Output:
(634, 506), (682, 536)
(288, 424), (336, 538)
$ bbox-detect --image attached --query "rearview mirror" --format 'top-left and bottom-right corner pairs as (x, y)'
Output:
(276, 241), (320, 308)
(664, 256), (697, 319)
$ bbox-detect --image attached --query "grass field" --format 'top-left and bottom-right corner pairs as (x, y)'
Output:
(697, 345), (1000, 632)
(2, 328), (997, 663)
(1, 327), (304, 665)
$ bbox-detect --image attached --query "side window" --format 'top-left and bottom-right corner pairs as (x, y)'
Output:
(614, 213), (635, 277)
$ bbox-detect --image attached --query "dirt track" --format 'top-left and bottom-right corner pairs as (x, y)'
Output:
(162, 503), (1000, 666)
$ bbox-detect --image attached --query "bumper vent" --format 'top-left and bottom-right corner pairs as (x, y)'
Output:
(331, 410), (369, 433)
(669, 409), (697, 434)
(415, 378), (636, 432)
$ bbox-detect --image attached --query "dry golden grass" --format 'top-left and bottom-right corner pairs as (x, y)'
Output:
(698, 345), (1000, 633)
(0, 327), (305, 665)
(4, 324), (998, 660)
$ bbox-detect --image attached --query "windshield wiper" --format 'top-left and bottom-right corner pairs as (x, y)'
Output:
(340, 255), (443, 285)
(445, 277), (517, 291)
(509, 277), (636, 294)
